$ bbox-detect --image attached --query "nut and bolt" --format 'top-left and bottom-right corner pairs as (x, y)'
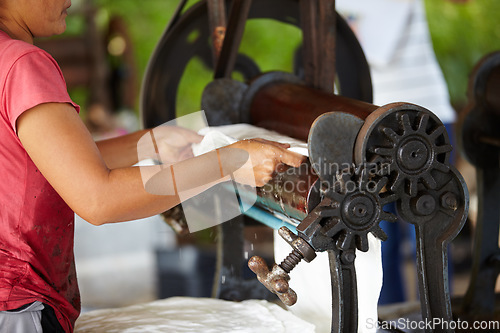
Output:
(441, 192), (458, 211)
(277, 227), (317, 273)
(340, 250), (356, 265)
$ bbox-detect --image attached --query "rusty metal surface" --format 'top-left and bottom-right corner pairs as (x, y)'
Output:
(250, 102), (468, 333)
(255, 161), (321, 221)
(355, 103), (454, 197)
(207, 0), (227, 63)
(248, 255), (297, 306)
(247, 226), (316, 306)
(214, 0), (252, 79)
(278, 226), (317, 263)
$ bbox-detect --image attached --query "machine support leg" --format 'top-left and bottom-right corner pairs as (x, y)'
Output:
(463, 167), (500, 315)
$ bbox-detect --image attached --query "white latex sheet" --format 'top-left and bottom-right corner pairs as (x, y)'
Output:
(74, 297), (314, 333)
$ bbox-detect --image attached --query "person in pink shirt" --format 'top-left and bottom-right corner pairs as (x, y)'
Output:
(0, 0), (304, 332)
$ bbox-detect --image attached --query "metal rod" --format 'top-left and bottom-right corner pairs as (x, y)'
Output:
(243, 206), (298, 233)
(214, 0), (253, 78)
(207, 0), (227, 66)
(318, 0), (336, 93)
(299, 0), (320, 88)
(165, 0), (190, 35)
(299, 0), (336, 93)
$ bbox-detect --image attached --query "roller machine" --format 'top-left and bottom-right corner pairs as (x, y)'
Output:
(140, 1), (470, 332)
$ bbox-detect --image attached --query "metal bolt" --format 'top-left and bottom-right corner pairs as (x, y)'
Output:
(340, 250), (356, 265)
(441, 192), (458, 211)
(278, 227), (317, 262)
(414, 194), (436, 216)
(280, 249), (303, 273)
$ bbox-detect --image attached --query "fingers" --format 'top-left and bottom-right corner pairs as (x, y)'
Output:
(176, 127), (203, 144)
(256, 140), (305, 168)
(177, 145), (195, 161)
(276, 148), (306, 168)
(241, 138), (304, 166)
(221, 138), (307, 187)
(154, 126), (203, 145)
(254, 139), (305, 167)
(253, 165), (274, 187)
(252, 138), (291, 149)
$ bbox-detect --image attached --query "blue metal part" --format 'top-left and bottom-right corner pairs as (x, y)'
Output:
(243, 205), (297, 234)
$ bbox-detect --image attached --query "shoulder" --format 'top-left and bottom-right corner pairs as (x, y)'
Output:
(0, 32), (79, 128)
(0, 32), (61, 77)
(1, 31), (38, 58)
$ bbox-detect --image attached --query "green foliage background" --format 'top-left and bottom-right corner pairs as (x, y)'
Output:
(67, 0), (500, 115)
(425, 0), (500, 108)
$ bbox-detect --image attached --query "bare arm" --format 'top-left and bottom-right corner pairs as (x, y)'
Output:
(95, 125), (203, 169)
(95, 130), (149, 169)
(17, 103), (304, 225)
(17, 103), (179, 224)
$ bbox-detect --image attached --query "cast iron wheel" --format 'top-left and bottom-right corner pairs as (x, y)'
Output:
(140, 0), (372, 128)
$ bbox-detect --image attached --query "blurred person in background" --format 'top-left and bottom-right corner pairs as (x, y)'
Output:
(336, 0), (457, 305)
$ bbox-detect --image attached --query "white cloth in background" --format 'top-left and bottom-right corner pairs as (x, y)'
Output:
(74, 297), (315, 333)
(192, 124), (383, 333)
(336, 0), (456, 124)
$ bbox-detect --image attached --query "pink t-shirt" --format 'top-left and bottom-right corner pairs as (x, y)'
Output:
(0, 31), (81, 332)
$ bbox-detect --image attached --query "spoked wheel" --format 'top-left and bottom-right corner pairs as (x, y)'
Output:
(140, 0), (372, 128)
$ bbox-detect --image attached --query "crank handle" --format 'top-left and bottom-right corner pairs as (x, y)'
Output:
(248, 256), (297, 306)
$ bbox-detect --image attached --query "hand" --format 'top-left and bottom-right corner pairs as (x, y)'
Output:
(139, 126), (203, 165)
(224, 138), (305, 187)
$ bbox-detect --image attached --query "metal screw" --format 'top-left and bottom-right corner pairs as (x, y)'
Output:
(414, 194), (436, 216)
(441, 192), (458, 211)
(280, 249), (303, 273)
(341, 250), (356, 265)
(276, 227), (317, 274)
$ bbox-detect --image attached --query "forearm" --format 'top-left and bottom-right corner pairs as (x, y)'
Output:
(83, 149), (236, 225)
(96, 129), (149, 169)
(83, 166), (180, 224)
(83, 141), (303, 224)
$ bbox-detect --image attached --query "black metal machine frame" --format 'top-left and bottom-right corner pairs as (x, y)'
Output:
(455, 51), (500, 325)
(140, 1), (470, 332)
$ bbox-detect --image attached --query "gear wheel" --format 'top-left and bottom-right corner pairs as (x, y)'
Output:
(368, 111), (452, 197)
(320, 168), (398, 252)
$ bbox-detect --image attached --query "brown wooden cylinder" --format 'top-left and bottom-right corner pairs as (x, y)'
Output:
(248, 82), (378, 141)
